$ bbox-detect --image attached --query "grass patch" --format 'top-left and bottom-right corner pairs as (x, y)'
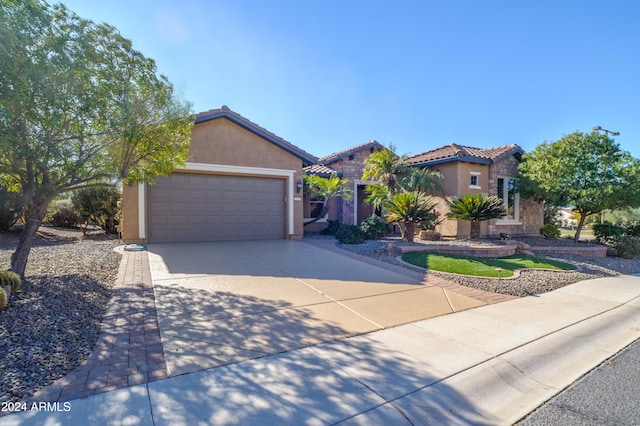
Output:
(402, 252), (576, 277)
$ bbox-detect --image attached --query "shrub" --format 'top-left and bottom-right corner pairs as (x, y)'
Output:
(72, 187), (120, 234)
(321, 220), (342, 236)
(539, 224), (561, 239)
(359, 214), (389, 240)
(625, 224), (640, 237)
(335, 224), (366, 244)
(0, 271), (21, 293)
(0, 287), (7, 310)
(611, 235), (640, 259)
(47, 199), (79, 228)
(593, 222), (625, 245)
(0, 188), (24, 231)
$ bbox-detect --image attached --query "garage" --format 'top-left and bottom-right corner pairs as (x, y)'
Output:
(147, 173), (286, 242)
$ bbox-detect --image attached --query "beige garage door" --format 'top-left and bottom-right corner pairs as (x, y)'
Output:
(147, 173), (286, 242)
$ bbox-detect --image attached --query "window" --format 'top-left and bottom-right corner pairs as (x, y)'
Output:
(469, 172), (481, 189)
(497, 176), (519, 222)
(309, 196), (325, 219)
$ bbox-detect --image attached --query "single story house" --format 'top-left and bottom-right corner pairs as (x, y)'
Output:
(406, 143), (544, 238)
(121, 106), (543, 243)
(121, 106), (316, 243)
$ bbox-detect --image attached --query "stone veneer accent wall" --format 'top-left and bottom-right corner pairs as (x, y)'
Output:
(487, 156), (543, 237)
(325, 148), (375, 225)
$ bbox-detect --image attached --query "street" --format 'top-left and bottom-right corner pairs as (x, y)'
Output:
(518, 336), (640, 425)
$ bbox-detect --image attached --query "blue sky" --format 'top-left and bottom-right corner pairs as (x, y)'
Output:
(59, 0), (639, 160)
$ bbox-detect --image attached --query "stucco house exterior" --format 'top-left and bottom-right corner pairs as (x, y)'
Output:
(121, 106), (316, 243)
(406, 143), (543, 239)
(303, 141), (384, 231)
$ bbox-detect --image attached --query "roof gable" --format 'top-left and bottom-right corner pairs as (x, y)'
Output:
(407, 143), (524, 166)
(195, 106), (317, 166)
(318, 140), (384, 165)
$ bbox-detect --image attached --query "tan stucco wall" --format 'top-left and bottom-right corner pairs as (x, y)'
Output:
(430, 162), (491, 238)
(121, 117), (305, 242)
(121, 183), (143, 243)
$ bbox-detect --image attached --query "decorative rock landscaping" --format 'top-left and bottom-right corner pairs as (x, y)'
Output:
(0, 228), (121, 404)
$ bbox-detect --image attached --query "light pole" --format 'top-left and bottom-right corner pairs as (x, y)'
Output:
(592, 125), (620, 137)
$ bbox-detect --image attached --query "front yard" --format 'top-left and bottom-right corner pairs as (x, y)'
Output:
(334, 236), (640, 296)
(0, 227), (121, 404)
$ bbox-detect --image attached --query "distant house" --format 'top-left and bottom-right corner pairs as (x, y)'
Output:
(557, 208), (578, 228)
(406, 143), (543, 238)
(303, 141), (383, 231)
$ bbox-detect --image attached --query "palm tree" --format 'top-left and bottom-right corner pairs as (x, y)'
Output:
(398, 166), (443, 194)
(304, 173), (352, 225)
(361, 145), (408, 193)
(385, 192), (438, 242)
(362, 145), (442, 209)
(447, 193), (507, 239)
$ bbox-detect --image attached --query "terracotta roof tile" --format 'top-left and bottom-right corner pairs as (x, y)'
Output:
(195, 106), (318, 165)
(303, 164), (337, 176)
(319, 140), (384, 164)
(407, 143), (523, 165)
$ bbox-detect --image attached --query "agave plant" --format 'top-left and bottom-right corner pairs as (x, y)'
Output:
(447, 193), (506, 239)
(385, 192), (438, 242)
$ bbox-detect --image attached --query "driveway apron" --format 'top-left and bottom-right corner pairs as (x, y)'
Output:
(147, 240), (484, 376)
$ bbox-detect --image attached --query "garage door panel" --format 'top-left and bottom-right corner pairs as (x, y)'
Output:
(148, 173), (286, 242)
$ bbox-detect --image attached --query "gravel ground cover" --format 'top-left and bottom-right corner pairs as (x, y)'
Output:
(0, 227), (121, 403)
(336, 236), (640, 297)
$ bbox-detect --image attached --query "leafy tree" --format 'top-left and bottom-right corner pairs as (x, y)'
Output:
(385, 192), (438, 242)
(0, 1), (193, 277)
(517, 131), (640, 241)
(447, 194), (507, 239)
(72, 187), (120, 234)
(303, 173), (352, 226)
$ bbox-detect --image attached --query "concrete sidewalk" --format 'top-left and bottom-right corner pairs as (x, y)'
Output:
(3, 273), (639, 425)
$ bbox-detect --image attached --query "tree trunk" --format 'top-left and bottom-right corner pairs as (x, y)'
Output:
(10, 197), (52, 278)
(10, 217), (41, 278)
(470, 221), (481, 240)
(574, 213), (587, 242)
(404, 222), (416, 243)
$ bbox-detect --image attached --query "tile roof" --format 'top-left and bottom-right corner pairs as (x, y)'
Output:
(195, 105), (318, 166)
(318, 140), (384, 164)
(406, 143), (524, 166)
(303, 164), (338, 176)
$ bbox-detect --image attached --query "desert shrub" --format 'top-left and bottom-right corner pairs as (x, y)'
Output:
(0, 287), (7, 310)
(0, 271), (21, 293)
(539, 224), (561, 239)
(611, 235), (640, 259)
(72, 187), (120, 234)
(335, 224), (366, 244)
(47, 199), (79, 228)
(321, 220), (342, 236)
(359, 214), (389, 240)
(593, 222), (625, 245)
(0, 188), (24, 231)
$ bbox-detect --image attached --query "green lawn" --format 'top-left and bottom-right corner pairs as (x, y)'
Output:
(560, 228), (594, 238)
(402, 252), (576, 278)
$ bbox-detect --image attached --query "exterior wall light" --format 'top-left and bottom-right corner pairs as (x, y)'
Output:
(296, 178), (303, 193)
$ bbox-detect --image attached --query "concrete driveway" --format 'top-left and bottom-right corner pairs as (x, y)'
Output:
(147, 240), (484, 376)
